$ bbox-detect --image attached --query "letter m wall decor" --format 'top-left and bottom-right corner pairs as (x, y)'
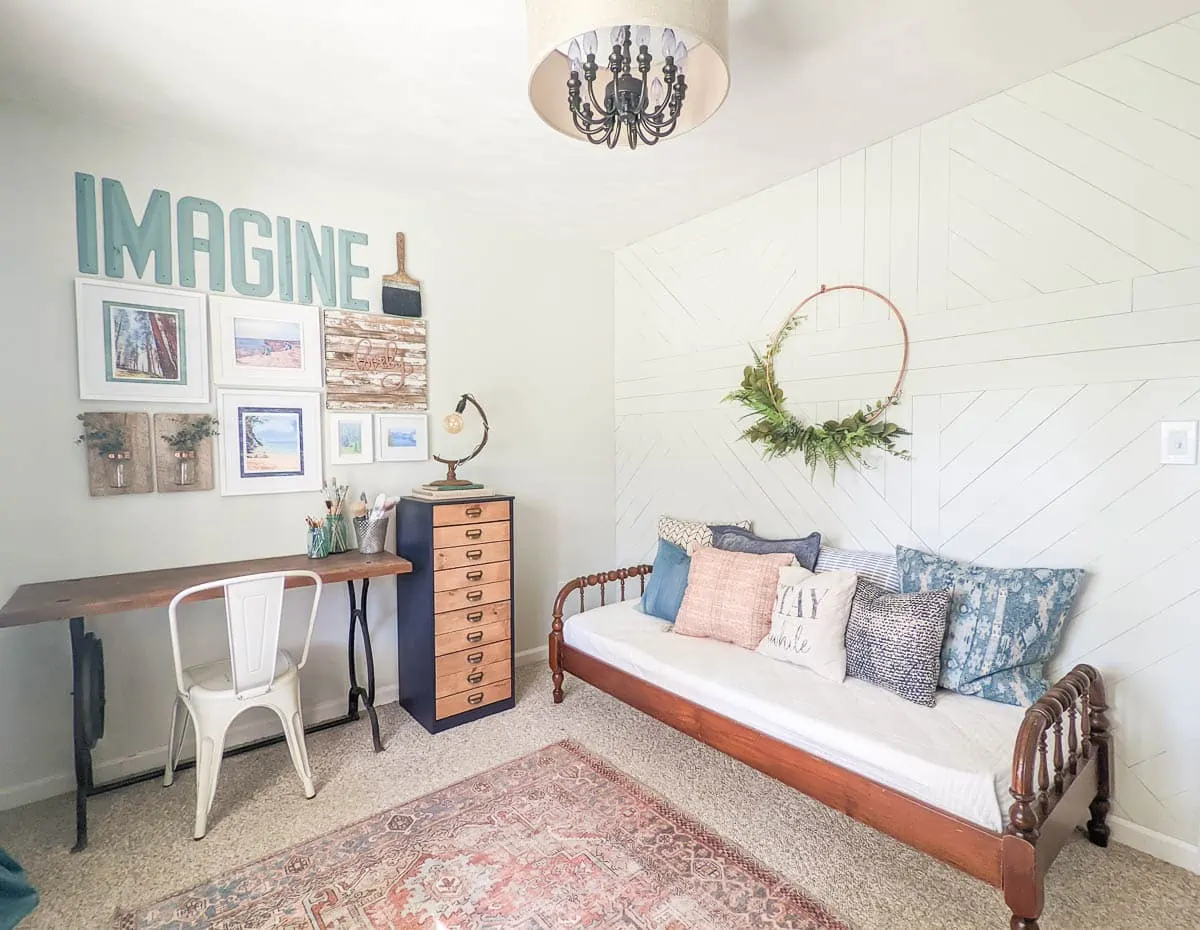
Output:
(322, 310), (427, 411)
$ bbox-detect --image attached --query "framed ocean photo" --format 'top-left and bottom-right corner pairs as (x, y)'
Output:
(217, 390), (323, 495)
(76, 279), (209, 403)
(375, 413), (428, 462)
(210, 296), (323, 389)
(327, 412), (374, 466)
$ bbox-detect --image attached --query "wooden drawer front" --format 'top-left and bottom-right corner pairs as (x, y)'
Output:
(433, 500), (511, 527)
(435, 640), (510, 677)
(436, 659), (510, 699)
(434, 620), (509, 657)
(433, 560), (511, 593)
(433, 521), (510, 549)
(435, 679), (512, 720)
(435, 601), (511, 637)
(434, 540), (510, 571)
(434, 580), (509, 614)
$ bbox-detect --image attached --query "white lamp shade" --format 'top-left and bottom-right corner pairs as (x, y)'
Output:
(526, 0), (730, 143)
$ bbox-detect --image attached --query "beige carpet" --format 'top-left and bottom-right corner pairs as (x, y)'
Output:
(2, 665), (1196, 930)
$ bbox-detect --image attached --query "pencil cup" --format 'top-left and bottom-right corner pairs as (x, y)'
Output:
(354, 515), (388, 555)
(307, 525), (331, 559)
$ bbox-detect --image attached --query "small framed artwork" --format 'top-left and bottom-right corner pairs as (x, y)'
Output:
(217, 390), (323, 495)
(76, 278), (209, 403)
(376, 414), (429, 462)
(1160, 421), (1198, 466)
(327, 412), (374, 466)
(209, 296), (323, 389)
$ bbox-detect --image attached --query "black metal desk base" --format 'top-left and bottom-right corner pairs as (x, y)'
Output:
(67, 577), (383, 853)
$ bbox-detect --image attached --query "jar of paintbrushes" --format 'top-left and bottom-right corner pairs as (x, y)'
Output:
(322, 478), (351, 554)
(305, 515), (331, 559)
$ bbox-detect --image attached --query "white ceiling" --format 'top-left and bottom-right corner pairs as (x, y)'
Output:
(3, 0), (1199, 248)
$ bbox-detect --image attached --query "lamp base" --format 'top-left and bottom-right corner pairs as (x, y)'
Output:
(427, 477), (476, 488)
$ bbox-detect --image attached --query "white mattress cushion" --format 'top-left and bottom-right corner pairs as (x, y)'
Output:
(564, 599), (1025, 831)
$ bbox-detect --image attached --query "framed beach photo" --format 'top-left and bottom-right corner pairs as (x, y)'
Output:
(327, 412), (375, 466)
(217, 390), (323, 495)
(76, 278), (209, 403)
(210, 296), (323, 388)
(376, 413), (429, 462)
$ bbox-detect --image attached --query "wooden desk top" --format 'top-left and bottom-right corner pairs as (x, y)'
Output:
(0, 550), (412, 629)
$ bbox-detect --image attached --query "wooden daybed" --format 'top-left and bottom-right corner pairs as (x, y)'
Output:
(550, 565), (1111, 930)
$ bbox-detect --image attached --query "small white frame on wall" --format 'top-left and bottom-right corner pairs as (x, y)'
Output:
(1160, 421), (1198, 466)
(76, 278), (210, 403)
(376, 413), (429, 462)
(327, 412), (375, 466)
(217, 389), (324, 495)
(209, 296), (323, 389)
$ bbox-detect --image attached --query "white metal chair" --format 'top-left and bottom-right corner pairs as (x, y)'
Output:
(163, 570), (322, 839)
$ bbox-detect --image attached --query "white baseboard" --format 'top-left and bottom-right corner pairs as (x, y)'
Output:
(1109, 815), (1200, 874)
(515, 645), (549, 668)
(0, 685), (399, 813)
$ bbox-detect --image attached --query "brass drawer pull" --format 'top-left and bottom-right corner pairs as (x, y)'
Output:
(466, 630), (484, 643)
(466, 570), (484, 581)
(467, 651), (484, 664)
(466, 528), (483, 540)
(466, 590), (483, 602)
(467, 670), (484, 685)
(466, 549), (484, 559)
(465, 506), (483, 518)
(467, 611), (484, 623)
(467, 692), (484, 705)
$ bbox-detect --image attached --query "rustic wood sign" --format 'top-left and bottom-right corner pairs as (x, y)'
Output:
(323, 310), (427, 411)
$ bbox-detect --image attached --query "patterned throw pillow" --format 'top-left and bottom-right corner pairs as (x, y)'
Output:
(896, 546), (1085, 706)
(845, 580), (952, 706)
(674, 548), (795, 649)
(642, 539), (690, 622)
(658, 516), (752, 555)
(815, 546), (900, 591)
(711, 525), (822, 571)
(756, 566), (857, 682)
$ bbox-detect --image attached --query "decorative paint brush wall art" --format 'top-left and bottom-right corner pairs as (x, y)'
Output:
(154, 412), (218, 492)
(323, 310), (427, 411)
(75, 278), (209, 404)
(209, 296), (323, 389)
(76, 411), (153, 496)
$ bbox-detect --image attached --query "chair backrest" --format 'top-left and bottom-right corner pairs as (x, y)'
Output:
(167, 570), (323, 699)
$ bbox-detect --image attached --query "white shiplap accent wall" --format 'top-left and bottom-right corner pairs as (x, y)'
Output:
(614, 17), (1200, 863)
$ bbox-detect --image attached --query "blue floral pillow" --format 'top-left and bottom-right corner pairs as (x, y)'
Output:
(896, 546), (1084, 706)
(642, 539), (691, 623)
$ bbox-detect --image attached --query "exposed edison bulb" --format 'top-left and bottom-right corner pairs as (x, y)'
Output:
(443, 412), (464, 434)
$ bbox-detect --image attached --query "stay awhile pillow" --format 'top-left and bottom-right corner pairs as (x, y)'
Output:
(896, 546), (1085, 706)
(658, 515), (752, 555)
(711, 525), (822, 571)
(756, 566), (857, 681)
(642, 538), (690, 622)
(673, 548), (795, 649)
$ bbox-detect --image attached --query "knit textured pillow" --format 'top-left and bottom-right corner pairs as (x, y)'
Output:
(845, 580), (952, 706)
(673, 548), (796, 649)
(658, 515), (752, 555)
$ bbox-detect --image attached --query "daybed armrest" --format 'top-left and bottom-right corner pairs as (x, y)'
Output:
(1007, 664), (1110, 845)
(549, 564), (652, 703)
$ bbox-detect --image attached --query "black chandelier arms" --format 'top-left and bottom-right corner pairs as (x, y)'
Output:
(566, 25), (689, 150)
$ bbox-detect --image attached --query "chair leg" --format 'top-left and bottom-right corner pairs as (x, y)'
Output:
(163, 697), (189, 788)
(276, 698), (316, 799)
(192, 718), (229, 840)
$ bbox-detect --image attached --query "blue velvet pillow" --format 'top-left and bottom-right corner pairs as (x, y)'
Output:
(896, 545), (1085, 706)
(711, 525), (822, 571)
(642, 539), (690, 622)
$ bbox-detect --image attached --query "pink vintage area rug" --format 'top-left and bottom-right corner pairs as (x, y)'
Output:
(118, 740), (847, 930)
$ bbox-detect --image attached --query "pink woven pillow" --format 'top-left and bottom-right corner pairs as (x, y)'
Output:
(674, 548), (796, 649)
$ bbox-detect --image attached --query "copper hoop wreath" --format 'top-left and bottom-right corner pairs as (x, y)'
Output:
(766, 283), (911, 423)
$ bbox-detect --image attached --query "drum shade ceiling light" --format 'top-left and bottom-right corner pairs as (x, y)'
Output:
(526, 0), (730, 149)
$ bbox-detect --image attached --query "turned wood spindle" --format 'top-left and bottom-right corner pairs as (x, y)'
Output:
(1037, 731), (1050, 818)
(1066, 699), (1079, 777)
(600, 580), (606, 606)
(1080, 687), (1091, 760)
(1051, 717), (1064, 795)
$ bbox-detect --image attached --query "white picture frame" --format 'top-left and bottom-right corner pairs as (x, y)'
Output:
(376, 413), (429, 462)
(1160, 421), (1198, 466)
(327, 412), (375, 466)
(217, 389), (323, 495)
(76, 278), (210, 403)
(209, 296), (323, 389)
